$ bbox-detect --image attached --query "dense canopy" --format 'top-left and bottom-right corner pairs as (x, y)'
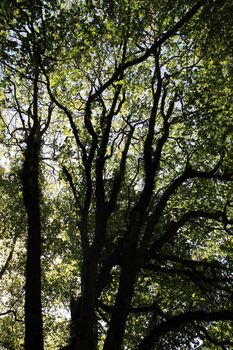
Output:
(0, 1), (233, 349)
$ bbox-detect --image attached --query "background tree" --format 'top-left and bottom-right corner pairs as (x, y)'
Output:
(0, 1), (53, 348)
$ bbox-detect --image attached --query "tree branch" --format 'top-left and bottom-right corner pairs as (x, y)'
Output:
(89, 1), (205, 102)
(148, 209), (227, 255)
(138, 310), (233, 350)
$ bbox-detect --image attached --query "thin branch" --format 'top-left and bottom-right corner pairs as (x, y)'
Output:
(62, 166), (82, 211)
(41, 102), (54, 135)
(0, 309), (23, 323)
(107, 125), (135, 217)
(0, 233), (18, 279)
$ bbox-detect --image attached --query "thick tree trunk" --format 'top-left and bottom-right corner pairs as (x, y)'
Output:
(77, 259), (98, 350)
(23, 127), (43, 350)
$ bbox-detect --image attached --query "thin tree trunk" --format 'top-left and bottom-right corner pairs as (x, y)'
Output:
(23, 124), (43, 350)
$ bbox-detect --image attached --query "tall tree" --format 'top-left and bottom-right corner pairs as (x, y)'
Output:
(0, 1), (52, 349)
(44, 1), (232, 349)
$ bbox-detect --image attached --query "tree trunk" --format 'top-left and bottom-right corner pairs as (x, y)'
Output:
(75, 259), (98, 350)
(23, 127), (44, 350)
(103, 262), (137, 350)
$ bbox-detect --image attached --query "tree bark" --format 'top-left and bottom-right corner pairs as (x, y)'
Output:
(23, 125), (43, 350)
(103, 262), (137, 350)
(68, 243), (99, 350)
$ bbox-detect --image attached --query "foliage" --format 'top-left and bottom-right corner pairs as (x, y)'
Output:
(0, 0), (233, 349)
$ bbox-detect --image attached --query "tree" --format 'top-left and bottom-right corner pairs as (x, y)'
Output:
(0, 0), (232, 349)
(0, 1), (52, 349)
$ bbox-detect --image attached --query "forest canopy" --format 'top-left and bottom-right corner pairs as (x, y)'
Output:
(0, 0), (233, 349)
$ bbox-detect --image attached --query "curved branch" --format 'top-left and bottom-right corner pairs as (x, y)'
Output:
(98, 300), (166, 318)
(143, 167), (233, 254)
(148, 209), (226, 255)
(196, 324), (233, 348)
(138, 310), (233, 350)
(0, 309), (22, 323)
